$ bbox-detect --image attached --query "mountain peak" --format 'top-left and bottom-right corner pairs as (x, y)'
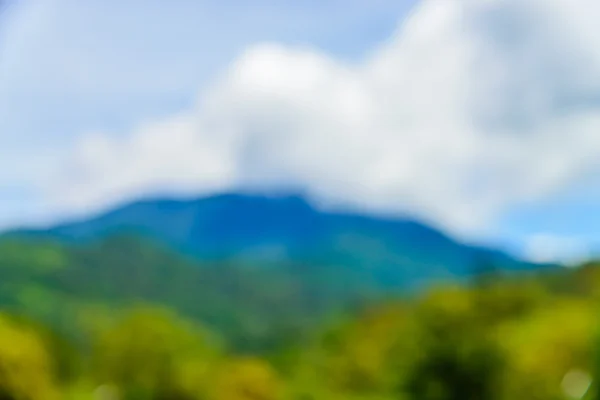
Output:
(6, 191), (539, 287)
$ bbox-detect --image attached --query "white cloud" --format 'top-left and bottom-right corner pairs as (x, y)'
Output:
(0, 0), (410, 227)
(524, 233), (591, 266)
(45, 0), (600, 239)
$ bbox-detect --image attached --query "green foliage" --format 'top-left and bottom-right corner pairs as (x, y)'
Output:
(0, 236), (380, 353)
(211, 357), (281, 400)
(1, 235), (600, 399)
(92, 306), (220, 400)
(498, 299), (597, 399)
(0, 313), (59, 400)
(402, 287), (506, 400)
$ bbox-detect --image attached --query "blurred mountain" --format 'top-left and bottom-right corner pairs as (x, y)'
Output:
(0, 192), (555, 351)
(9, 193), (541, 289)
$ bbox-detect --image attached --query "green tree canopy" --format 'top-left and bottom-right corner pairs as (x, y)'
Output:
(92, 306), (221, 400)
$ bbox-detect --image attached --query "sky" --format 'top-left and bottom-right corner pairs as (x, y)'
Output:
(1, 0), (600, 264)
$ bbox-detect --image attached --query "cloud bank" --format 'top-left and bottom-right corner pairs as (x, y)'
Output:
(524, 233), (591, 266)
(47, 0), (600, 239)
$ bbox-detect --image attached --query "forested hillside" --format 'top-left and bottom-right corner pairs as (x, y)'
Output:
(0, 232), (598, 399)
(0, 234), (376, 353)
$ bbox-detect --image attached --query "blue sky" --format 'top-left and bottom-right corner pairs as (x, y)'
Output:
(1, 0), (600, 263)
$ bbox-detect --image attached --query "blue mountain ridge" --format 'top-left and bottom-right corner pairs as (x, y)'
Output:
(7, 192), (548, 290)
